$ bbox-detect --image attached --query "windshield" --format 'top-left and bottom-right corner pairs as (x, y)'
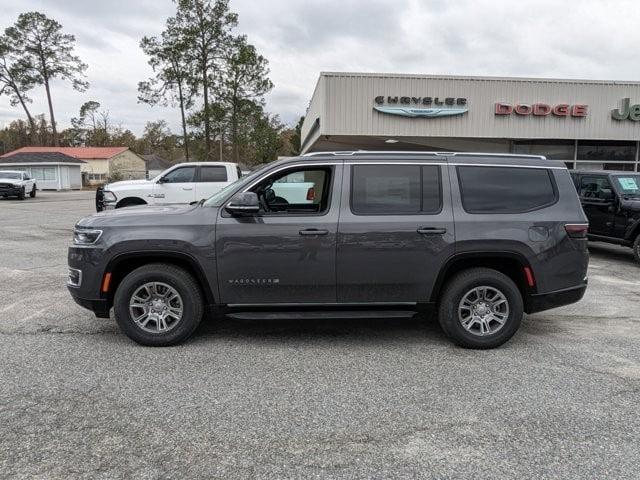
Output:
(0, 172), (21, 180)
(614, 175), (640, 197)
(204, 161), (276, 207)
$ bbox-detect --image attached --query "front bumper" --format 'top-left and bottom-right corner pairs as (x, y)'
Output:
(68, 288), (111, 318)
(0, 185), (22, 196)
(526, 281), (588, 314)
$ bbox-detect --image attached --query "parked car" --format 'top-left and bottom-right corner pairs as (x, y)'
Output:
(0, 170), (36, 200)
(570, 170), (640, 263)
(96, 162), (242, 211)
(69, 151), (589, 349)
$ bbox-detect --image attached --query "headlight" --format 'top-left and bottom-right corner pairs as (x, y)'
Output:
(73, 228), (103, 245)
(103, 190), (117, 202)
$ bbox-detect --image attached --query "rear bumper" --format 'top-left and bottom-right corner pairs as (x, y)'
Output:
(526, 281), (588, 314)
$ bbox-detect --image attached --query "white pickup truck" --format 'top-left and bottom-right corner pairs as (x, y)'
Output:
(0, 170), (37, 200)
(97, 162), (242, 211)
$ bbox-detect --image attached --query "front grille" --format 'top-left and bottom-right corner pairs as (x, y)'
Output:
(0, 183), (15, 190)
(95, 187), (104, 212)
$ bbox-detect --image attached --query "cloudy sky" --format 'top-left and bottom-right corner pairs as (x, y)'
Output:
(0, 0), (638, 135)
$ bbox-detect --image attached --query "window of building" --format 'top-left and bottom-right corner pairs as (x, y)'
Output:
(31, 167), (57, 181)
(162, 166), (196, 183)
(575, 162), (636, 172)
(512, 140), (575, 160)
(351, 164), (441, 214)
(457, 166), (557, 214)
(577, 141), (636, 162)
(199, 166), (228, 182)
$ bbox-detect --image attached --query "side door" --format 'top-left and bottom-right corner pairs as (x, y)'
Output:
(578, 175), (615, 236)
(336, 159), (455, 303)
(195, 165), (230, 201)
(152, 165), (197, 205)
(216, 162), (342, 304)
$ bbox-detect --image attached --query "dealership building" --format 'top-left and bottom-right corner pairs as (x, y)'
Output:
(301, 72), (640, 171)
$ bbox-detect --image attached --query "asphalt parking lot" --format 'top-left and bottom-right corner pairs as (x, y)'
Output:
(1, 192), (639, 479)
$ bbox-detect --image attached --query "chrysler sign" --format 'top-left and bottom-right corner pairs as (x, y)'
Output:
(374, 95), (468, 118)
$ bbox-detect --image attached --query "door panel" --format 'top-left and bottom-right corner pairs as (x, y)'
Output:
(152, 166), (196, 205)
(195, 165), (230, 200)
(216, 164), (342, 304)
(578, 175), (615, 236)
(337, 161), (455, 303)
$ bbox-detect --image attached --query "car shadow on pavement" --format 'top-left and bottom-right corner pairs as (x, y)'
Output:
(191, 313), (452, 346)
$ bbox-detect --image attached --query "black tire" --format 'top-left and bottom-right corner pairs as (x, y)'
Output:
(633, 235), (640, 264)
(113, 263), (204, 346)
(438, 268), (523, 349)
(18, 187), (25, 200)
(29, 185), (36, 198)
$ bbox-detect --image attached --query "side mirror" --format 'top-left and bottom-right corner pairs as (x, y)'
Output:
(225, 192), (259, 215)
(157, 176), (166, 184)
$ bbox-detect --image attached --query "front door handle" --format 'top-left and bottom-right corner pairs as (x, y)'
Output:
(182, 187), (193, 191)
(417, 227), (447, 235)
(299, 228), (329, 236)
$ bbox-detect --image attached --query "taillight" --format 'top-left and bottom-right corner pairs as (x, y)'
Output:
(565, 223), (588, 239)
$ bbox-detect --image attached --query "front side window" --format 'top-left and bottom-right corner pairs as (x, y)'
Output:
(351, 164), (442, 214)
(579, 176), (614, 201)
(162, 166), (195, 183)
(199, 166), (228, 182)
(458, 166), (557, 214)
(251, 167), (332, 215)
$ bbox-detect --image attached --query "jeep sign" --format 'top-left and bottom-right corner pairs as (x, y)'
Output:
(611, 98), (640, 121)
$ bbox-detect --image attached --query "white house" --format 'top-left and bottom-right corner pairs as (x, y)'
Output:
(0, 152), (85, 190)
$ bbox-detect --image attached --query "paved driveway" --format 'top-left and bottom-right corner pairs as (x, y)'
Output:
(1, 193), (639, 479)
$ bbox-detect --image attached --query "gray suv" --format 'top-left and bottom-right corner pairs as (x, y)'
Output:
(67, 151), (589, 349)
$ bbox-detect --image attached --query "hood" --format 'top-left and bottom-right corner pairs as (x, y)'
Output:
(105, 179), (152, 189)
(621, 198), (640, 212)
(77, 204), (202, 228)
(0, 178), (21, 185)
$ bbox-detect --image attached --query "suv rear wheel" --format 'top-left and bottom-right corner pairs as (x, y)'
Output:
(114, 263), (204, 346)
(438, 268), (523, 349)
(633, 235), (640, 264)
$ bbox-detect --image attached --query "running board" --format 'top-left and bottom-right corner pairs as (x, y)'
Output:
(225, 310), (417, 320)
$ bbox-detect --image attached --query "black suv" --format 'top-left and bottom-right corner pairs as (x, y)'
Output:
(570, 170), (640, 263)
(68, 152), (589, 349)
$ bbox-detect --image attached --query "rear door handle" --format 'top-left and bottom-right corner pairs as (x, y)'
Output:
(417, 227), (447, 235)
(182, 187), (193, 191)
(299, 228), (329, 236)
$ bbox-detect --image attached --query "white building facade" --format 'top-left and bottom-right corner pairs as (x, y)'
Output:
(302, 72), (640, 171)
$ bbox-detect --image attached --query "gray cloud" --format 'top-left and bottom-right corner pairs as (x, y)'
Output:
(1, 0), (639, 136)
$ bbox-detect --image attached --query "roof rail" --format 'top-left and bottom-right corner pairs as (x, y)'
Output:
(302, 150), (546, 160)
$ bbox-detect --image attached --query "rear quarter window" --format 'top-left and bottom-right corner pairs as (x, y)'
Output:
(457, 166), (557, 214)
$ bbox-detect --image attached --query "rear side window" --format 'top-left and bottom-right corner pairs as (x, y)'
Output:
(351, 164), (442, 214)
(457, 166), (557, 214)
(199, 166), (228, 182)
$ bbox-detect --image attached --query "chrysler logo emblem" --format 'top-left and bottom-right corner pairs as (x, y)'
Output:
(373, 96), (468, 118)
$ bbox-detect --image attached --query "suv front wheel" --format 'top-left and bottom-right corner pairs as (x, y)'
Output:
(114, 263), (204, 346)
(438, 268), (524, 349)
